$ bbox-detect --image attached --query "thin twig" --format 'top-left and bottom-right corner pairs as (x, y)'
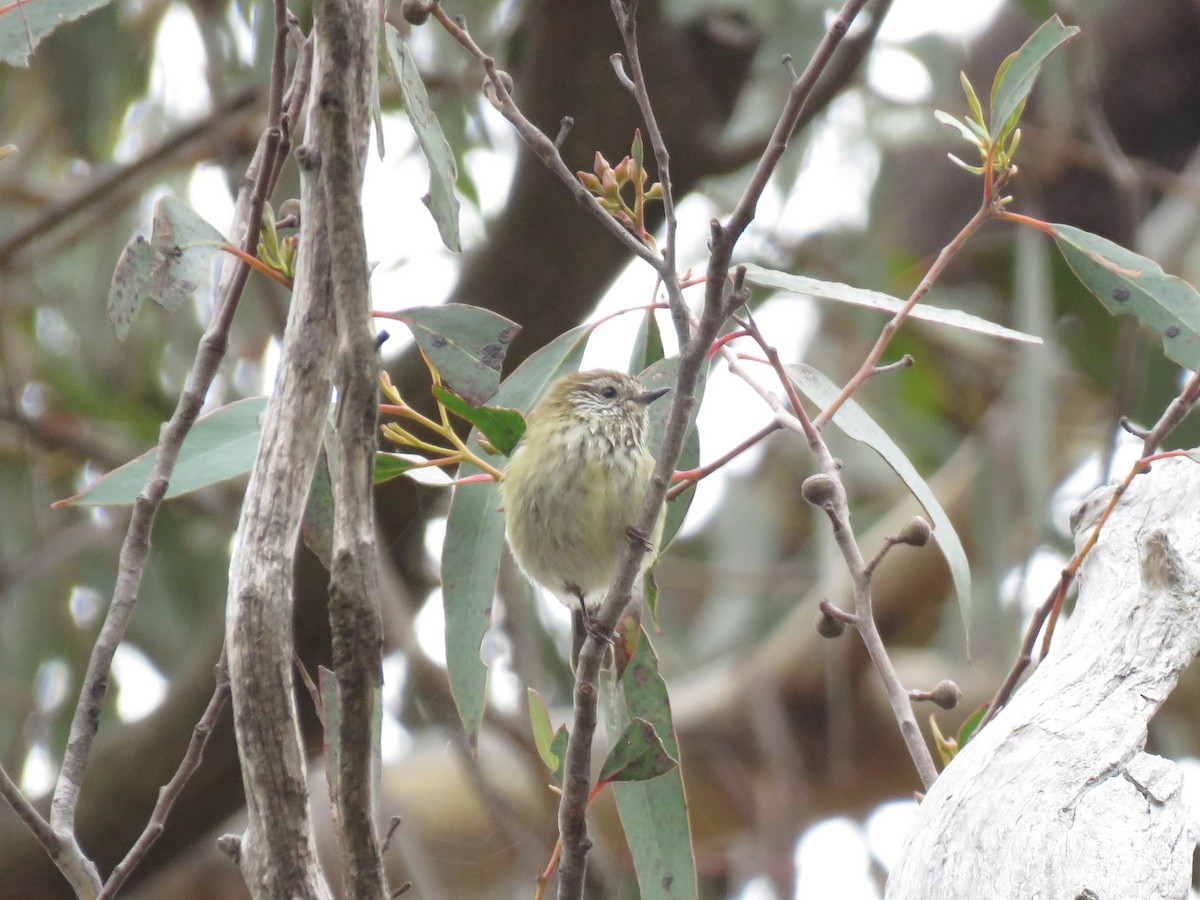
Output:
(1140, 367), (1200, 456)
(608, 2), (686, 346)
(667, 421), (780, 500)
(739, 314), (938, 788)
(429, 5), (667, 276)
(979, 449), (1195, 728)
(813, 201), (991, 428)
(98, 653), (231, 898)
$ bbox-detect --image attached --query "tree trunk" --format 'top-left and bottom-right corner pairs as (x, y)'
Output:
(886, 455), (1200, 899)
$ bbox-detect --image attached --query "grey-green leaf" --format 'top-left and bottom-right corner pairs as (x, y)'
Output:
(56, 397), (268, 508)
(598, 717), (677, 785)
(989, 16), (1079, 141)
(604, 628), (696, 899)
(742, 264), (1041, 345)
(0, 0), (116, 66)
(391, 304), (520, 406)
(1050, 223), (1200, 370)
(789, 364), (972, 640)
(107, 196), (227, 340)
(441, 324), (594, 746)
(640, 355), (705, 554)
(383, 23), (461, 252)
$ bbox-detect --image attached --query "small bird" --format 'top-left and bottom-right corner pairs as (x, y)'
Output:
(502, 369), (669, 666)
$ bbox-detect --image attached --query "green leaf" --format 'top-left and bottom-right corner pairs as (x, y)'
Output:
(988, 16), (1079, 141)
(392, 304), (520, 406)
(644, 566), (660, 630)
(301, 444), (335, 570)
(383, 23), (461, 252)
(742, 264), (1041, 344)
(956, 705), (988, 749)
(598, 717), (677, 785)
(640, 355), (706, 555)
(433, 385), (526, 457)
(604, 628), (696, 899)
(547, 724), (568, 785)
(1050, 223), (1200, 370)
(56, 397), (268, 507)
(372, 453), (422, 485)
(629, 307), (665, 373)
(789, 365), (972, 641)
(528, 688), (558, 771)
(0, 0), (116, 66)
(959, 72), (984, 127)
(107, 196), (228, 340)
(442, 324), (594, 746)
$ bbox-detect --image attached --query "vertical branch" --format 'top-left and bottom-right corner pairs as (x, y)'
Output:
(223, 3), (339, 896)
(312, 0), (386, 892)
(38, 0), (293, 891)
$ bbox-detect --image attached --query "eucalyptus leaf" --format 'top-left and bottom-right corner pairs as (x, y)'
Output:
(442, 324), (593, 745)
(742, 264), (1040, 345)
(56, 397), (268, 508)
(433, 386), (525, 457)
(391, 304), (519, 406)
(1050, 223), (1200, 370)
(107, 196), (227, 340)
(604, 628), (696, 899)
(0, 0), (116, 65)
(988, 16), (1079, 140)
(383, 23), (461, 252)
(598, 717), (677, 785)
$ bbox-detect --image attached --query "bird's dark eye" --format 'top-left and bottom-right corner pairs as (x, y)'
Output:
(600, 385), (618, 399)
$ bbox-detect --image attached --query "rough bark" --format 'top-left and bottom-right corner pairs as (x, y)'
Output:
(222, 47), (337, 900)
(886, 455), (1200, 899)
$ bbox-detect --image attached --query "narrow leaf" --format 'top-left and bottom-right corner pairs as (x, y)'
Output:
(442, 324), (594, 746)
(789, 365), (972, 640)
(989, 16), (1079, 140)
(604, 628), (697, 899)
(956, 705), (989, 749)
(383, 23), (461, 251)
(433, 385), (525, 456)
(391, 304), (520, 406)
(640, 356), (706, 555)
(598, 717), (677, 785)
(373, 453), (421, 485)
(301, 444), (336, 570)
(547, 725), (568, 786)
(442, 473), (502, 751)
(1050, 223), (1200, 370)
(56, 397), (268, 507)
(742, 264), (1041, 344)
(319, 667), (342, 830)
(528, 688), (559, 772)
(629, 308), (665, 373)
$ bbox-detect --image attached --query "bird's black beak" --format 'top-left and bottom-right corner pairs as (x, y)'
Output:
(634, 387), (670, 405)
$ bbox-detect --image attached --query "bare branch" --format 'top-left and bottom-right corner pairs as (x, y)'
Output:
(47, 1), (292, 875)
(430, 6), (668, 276)
(313, 0), (387, 889)
(98, 654), (231, 899)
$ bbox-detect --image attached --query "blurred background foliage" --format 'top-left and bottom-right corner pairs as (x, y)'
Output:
(3, 0), (1200, 896)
